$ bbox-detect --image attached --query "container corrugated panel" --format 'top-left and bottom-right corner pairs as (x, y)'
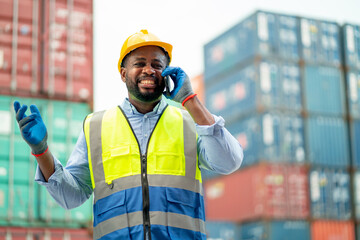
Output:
(225, 112), (305, 166)
(0, 0), (41, 96)
(346, 70), (360, 119)
(303, 65), (345, 116)
(306, 116), (350, 167)
(0, 227), (92, 239)
(350, 120), (360, 167)
(0, 95), (92, 227)
(42, 0), (93, 102)
(204, 163), (309, 222)
(311, 220), (355, 240)
(343, 24), (360, 69)
(354, 171), (360, 220)
(240, 221), (311, 240)
(300, 18), (341, 66)
(309, 168), (351, 220)
(205, 60), (302, 121)
(204, 11), (300, 81)
(205, 221), (241, 240)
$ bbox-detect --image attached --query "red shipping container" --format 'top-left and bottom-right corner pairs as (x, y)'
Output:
(41, 0), (93, 102)
(190, 74), (205, 104)
(204, 163), (309, 222)
(0, 0), (41, 96)
(0, 227), (92, 240)
(311, 220), (355, 240)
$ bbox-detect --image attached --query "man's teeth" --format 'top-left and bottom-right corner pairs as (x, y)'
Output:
(141, 80), (154, 84)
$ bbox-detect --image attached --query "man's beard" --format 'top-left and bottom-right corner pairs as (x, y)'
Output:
(125, 75), (165, 102)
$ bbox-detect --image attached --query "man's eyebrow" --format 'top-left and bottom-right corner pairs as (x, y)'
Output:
(134, 57), (146, 61)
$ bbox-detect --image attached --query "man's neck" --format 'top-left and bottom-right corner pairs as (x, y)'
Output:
(128, 97), (160, 114)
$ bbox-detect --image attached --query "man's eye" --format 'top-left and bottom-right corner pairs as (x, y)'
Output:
(134, 62), (145, 67)
(153, 64), (163, 69)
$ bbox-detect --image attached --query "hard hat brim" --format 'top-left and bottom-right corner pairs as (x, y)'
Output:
(118, 41), (173, 72)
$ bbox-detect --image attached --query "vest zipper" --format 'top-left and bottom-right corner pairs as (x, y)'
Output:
(141, 153), (151, 240)
(118, 105), (168, 240)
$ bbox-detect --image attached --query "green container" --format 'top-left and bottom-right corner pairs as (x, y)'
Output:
(0, 95), (92, 227)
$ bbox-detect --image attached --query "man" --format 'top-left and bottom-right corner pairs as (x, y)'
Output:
(14, 29), (243, 240)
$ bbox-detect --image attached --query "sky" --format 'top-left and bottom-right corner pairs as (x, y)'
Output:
(93, 0), (360, 111)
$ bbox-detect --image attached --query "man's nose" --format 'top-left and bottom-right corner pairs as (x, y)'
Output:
(142, 64), (155, 74)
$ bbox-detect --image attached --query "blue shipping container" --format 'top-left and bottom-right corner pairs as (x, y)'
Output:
(343, 24), (360, 69)
(205, 60), (302, 122)
(204, 10), (300, 81)
(346, 70), (360, 118)
(205, 221), (241, 240)
(354, 171), (360, 220)
(240, 221), (310, 240)
(306, 116), (350, 167)
(300, 18), (341, 66)
(309, 168), (351, 220)
(351, 120), (360, 167)
(304, 65), (345, 116)
(226, 112), (305, 167)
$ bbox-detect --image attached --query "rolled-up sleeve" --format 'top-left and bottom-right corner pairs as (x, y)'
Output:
(197, 115), (243, 174)
(35, 131), (93, 210)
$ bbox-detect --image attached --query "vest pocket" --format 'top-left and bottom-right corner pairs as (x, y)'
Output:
(102, 145), (136, 182)
(154, 152), (185, 175)
(165, 188), (200, 239)
(94, 191), (130, 238)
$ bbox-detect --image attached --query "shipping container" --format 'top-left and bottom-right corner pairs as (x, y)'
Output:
(41, 0), (93, 102)
(204, 163), (309, 222)
(240, 221), (310, 240)
(311, 220), (355, 240)
(300, 18), (341, 66)
(303, 65), (345, 116)
(204, 10), (300, 81)
(346, 70), (360, 119)
(350, 119), (360, 167)
(0, 226), (92, 240)
(205, 59), (302, 121)
(190, 74), (205, 104)
(353, 171), (360, 220)
(225, 112), (305, 166)
(0, 0), (41, 96)
(306, 116), (350, 167)
(309, 168), (351, 220)
(205, 221), (241, 240)
(0, 95), (92, 227)
(342, 24), (360, 69)
(0, 0), (93, 103)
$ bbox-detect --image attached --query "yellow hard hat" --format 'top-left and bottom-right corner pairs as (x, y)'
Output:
(118, 29), (173, 72)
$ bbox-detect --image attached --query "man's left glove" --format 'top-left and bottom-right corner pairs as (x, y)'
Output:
(14, 101), (48, 155)
(162, 66), (194, 104)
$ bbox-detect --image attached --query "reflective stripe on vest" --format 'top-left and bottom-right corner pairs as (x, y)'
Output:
(84, 105), (205, 240)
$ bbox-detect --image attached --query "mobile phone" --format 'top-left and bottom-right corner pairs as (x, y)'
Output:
(164, 75), (171, 96)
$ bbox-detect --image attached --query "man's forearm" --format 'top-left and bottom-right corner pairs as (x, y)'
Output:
(183, 96), (215, 126)
(35, 150), (55, 181)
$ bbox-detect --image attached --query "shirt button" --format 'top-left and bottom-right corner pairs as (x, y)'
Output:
(144, 115), (148, 119)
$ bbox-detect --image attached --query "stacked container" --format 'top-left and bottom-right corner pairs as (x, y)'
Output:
(203, 10), (356, 240)
(343, 23), (360, 239)
(0, 0), (93, 238)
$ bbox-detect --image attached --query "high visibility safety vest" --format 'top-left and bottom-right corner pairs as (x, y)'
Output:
(84, 105), (206, 240)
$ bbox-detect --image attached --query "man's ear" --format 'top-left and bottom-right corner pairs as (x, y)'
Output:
(120, 68), (126, 83)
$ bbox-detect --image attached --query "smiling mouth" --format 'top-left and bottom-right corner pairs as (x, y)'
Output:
(140, 80), (155, 85)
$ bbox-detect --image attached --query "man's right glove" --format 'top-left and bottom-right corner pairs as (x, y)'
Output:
(14, 101), (48, 156)
(162, 66), (195, 105)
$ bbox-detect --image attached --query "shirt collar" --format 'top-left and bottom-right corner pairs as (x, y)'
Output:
(120, 98), (168, 116)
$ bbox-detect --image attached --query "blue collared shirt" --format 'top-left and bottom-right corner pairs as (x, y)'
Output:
(35, 98), (243, 209)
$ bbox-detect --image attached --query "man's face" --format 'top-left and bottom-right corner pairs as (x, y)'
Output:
(120, 46), (167, 103)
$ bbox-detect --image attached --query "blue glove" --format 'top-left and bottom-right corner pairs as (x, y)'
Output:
(162, 66), (194, 104)
(14, 101), (48, 155)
